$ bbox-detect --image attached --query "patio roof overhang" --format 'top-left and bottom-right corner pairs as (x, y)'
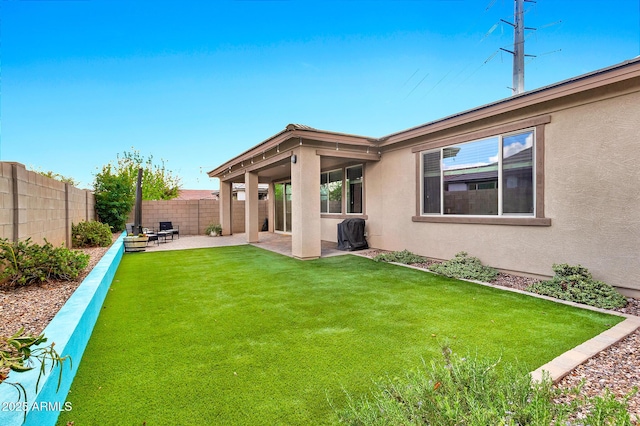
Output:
(208, 124), (381, 183)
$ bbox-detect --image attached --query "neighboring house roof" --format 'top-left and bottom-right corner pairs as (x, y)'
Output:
(445, 169), (497, 183)
(444, 147), (532, 183)
(211, 183), (269, 198)
(175, 189), (216, 200)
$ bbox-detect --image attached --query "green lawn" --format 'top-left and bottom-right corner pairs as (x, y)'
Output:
(58, 246), (622, 425)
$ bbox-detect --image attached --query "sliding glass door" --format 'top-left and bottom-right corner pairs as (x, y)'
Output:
(274, 182), (292, 233)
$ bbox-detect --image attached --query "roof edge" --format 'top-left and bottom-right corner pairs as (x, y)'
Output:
(208, 124), (376, 177)
(380, 56), (640, 145)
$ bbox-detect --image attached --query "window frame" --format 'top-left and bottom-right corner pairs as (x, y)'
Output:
(412, 115), (551, 226)
(320, 168), (344, 214)
(421, 128), (535, 217)
(320, 163), (367, 219)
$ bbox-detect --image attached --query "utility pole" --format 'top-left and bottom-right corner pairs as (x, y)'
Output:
(501, 0), (536, 95)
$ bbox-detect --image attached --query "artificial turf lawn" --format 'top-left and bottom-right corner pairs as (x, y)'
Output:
(57, 245), (623, 425)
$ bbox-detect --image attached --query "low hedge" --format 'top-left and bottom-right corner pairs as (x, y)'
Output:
(526, 264), (627, 309)
(72, 221), (113, 248)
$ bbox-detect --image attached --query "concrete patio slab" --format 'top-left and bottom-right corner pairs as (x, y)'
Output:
(143, 232), (347, 258)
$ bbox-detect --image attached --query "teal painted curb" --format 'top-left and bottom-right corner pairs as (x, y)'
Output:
(0, 233), (125, 426)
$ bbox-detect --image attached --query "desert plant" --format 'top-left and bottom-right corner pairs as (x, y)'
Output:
(72, 221), (113, 248)
(1, 328), (71, 419)
(526, 263), (628, 309)
(205, 223), (223, 236)
(336, 347), (635, 425)
(430, 251), (499, 282)
(0, 238), (89, 286)
(372, 249), (427, 264)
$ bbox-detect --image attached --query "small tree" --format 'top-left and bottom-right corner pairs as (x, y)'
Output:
(29, 167), (79, 187)
(94, 164), (135, 232)
(93, 149), (181, 232)
(116, 149), (181, 200)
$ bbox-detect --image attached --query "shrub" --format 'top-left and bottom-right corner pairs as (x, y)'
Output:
(0, 238), (89, 286)
(72, 221), (113, 248)
(526, 263), (628, 309)
(429, 251), (499, 282)
(94, 164), (135, 232)
(336, 347), (635, 425)
(205, 223), (223, 236)
(372, 250), (426, 264)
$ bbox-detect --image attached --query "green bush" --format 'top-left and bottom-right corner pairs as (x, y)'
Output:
(526, 263), (628, 309)
(0, 238), (89, 286)
(94, 164), (135, 232)
(336, 348), (635, 425)
(430, 251), (499, 282)
(72, 221), (113, 248)
(372, 249), (426, 264)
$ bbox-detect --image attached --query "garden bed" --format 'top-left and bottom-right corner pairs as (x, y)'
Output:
(0, 233), (121, 338)
(357, 248), (640, 421)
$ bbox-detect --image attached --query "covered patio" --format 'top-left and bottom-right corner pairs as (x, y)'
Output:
(208, 124), (380, 259)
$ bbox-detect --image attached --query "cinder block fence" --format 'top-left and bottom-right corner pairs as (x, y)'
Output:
(0, 162), (267, 245)
(127, 199), (268, 235)
(0, 162), (95, 247)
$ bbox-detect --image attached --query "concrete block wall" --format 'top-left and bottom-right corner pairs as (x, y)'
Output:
(128, 199), (268, 236)
(0, 162), (96, 247)
(0, 163), (15, 239)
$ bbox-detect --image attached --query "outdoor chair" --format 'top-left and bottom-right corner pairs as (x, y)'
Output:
(159, 221), (179, 239)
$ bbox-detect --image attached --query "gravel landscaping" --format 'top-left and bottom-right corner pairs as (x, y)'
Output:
(1, 242), (638, 421)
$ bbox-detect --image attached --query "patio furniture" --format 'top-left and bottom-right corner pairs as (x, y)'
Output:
(143, 228), (159, 245)
(159, 222), (179, 239)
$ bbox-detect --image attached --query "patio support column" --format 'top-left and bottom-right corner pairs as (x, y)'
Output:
(267, 181), (275, 232)
(245, 171), (259, 243)
(291, 146), (321, 259)
(219, 180), (232, 235)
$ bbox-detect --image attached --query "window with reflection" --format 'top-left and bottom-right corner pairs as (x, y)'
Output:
(320, 169), (343, 214)
(422, 130), (534, 216)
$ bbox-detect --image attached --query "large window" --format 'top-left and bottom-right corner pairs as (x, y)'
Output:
(321, 164), (364, 215)
(422, 130), (534, 216)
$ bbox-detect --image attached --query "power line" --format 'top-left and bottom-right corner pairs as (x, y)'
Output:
(404, 72), (430, 100)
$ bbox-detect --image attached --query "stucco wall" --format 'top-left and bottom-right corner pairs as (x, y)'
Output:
(363, 88), (640, 295)
(0, 162), (96, 247)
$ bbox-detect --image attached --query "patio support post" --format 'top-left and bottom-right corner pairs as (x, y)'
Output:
(291, 146), (321, 259)
(245, 171), (259, 243)
(219, 180), (233, 235)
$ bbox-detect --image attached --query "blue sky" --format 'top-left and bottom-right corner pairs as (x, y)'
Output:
(2, 0), (639, 190)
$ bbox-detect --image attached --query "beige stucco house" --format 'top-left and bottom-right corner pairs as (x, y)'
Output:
(209, 57), (640, 297)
